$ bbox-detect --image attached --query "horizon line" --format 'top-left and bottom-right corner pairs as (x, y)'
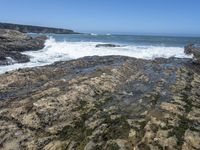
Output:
(1, 21), (200, 38)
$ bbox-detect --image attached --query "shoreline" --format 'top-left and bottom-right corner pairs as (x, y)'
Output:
(0, 28), (200, 149)
(0, 55), (193, 75)
(0, 32), (194, 74)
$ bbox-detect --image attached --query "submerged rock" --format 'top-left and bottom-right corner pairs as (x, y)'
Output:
(0, 29), (47, 65)
(96, 43), (120, 48)
(0, 56), (200, 149)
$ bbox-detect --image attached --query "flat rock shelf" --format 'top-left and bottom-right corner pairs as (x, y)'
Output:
(0, 56), (200, 150)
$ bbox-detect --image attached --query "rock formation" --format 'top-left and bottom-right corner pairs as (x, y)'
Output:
(184, 44), (200, 64)
(0, 29), (47, 65)
(0, 56), (200, 150)
(96, 44), (120, 48)
(0, 22), (79, 34)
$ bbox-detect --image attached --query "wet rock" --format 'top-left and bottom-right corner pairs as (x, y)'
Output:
(0, 29), (47, 65)
(96, 43), (120, 48)
(0, 56), (200, 149)
(184, 44), (200, 64)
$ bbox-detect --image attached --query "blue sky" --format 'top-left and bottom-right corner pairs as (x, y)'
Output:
(0, 0), (200, 36)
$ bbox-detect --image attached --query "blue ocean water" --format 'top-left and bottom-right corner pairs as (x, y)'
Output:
(42, 33), (200, 47)
(0, 33), (200, 74)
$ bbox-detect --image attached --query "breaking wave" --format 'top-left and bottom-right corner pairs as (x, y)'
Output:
(0, 37), (192, 74)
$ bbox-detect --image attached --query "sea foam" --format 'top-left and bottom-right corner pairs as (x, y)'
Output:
(0, 37), (192, 74)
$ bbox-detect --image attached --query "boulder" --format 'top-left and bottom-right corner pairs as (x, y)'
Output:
(184, 44), (200, 63)
(0, 29), (47, 65)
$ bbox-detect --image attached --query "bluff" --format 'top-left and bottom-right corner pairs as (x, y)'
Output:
(0, 22), (79, 34)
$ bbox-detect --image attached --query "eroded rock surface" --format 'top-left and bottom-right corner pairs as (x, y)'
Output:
(185, 44), (200, 64)
(0, 29), (47, 65)
(0, 56), (200, 150)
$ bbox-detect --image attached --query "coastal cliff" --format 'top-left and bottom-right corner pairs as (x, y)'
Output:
(0, 56), (200, 150)
(0, 22), (79, 34)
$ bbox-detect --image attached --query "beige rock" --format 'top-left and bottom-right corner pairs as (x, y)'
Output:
(43, 140), (70, 150)
(84, 141), (96, 150)
(184, 130), (200, 149)
(182, 142), (196, 150)
(21, 112), (41, 129)
(115, 139), (129, 150)
(161, 102), (185, 115)
(129, 129), (136, 139)
(187, 107), (200, 123)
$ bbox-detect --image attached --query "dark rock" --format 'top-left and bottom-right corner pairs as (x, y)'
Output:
(96, 43), (120, 48)
(0, 56), (200, 149)
(0, 29), (47, 65)
(184, 44), (200, 63)
(0, 22), (79, 34)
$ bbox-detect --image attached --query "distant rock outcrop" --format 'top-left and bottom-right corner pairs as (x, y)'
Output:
(0, 22), (79, 34)
(0, 29), (47, 65)
(185, 44), (200, 64)
(96, 43), (120, 48)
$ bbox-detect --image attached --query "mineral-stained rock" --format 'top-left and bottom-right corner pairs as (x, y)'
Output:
(0, 56), (200, 149)
(0, 29), (47, 65)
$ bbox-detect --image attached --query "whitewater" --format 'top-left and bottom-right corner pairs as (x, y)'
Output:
(0, 35), (194, 74)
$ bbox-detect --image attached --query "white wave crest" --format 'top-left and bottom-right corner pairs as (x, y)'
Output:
(0, 37), (192, 74)
(90, 33), (98, 36)
(40, 37), (190, 59)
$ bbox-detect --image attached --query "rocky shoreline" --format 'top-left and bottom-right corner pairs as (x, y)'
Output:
(0, 29), (46, 65)
(0, 55), (200, 150)
(185, 44), (200, 64)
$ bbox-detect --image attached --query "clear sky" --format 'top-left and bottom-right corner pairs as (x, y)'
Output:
(0, 0), (200, 36)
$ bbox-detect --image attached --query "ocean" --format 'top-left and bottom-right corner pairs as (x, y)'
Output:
(0, 33), (200, 74)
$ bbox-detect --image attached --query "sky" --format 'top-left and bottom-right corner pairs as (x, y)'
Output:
(0, 0), (200, 36)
